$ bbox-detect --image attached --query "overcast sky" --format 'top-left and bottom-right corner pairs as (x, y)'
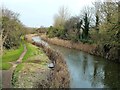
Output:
(2, 0), (95, 27)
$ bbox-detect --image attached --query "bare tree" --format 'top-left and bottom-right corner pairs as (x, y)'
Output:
(100, 0), (118, 24)
(53, 6), (71, 28)
(93, 0), (102, 33)
(97, 0), (119, 33)
(80, 6), (94, 25)
(64, 16), (80, 31)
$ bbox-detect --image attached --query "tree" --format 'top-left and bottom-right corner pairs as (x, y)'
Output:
(53, 6), (70, 28)
(91, 0), (120, 43)
(83, 13), (89, 39)
(64, 16), (83, 41)
(76, 20), (83, 40)
(80, 6), (94, 26)
(94, 0), (101, 33)
(100, 0), (118, 27)
(64, 16), (80, 36)
(50, 6), (71, 39)
(80, 6), (94, 39)
(1, 7), (25, 49)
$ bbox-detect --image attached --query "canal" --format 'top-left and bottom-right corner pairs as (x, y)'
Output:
(32, 36), (120, 88)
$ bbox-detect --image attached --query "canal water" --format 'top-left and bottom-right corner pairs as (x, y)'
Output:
(32, 36), (120, 88)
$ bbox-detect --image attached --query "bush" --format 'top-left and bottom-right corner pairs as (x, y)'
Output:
(70, 35), (79, 42)
(47, 26), (56, 38)
(80, 39), (94, 44)
(47, 26), (66, 39)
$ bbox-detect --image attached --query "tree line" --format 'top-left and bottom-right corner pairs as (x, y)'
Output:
(46, 0), (120, 44)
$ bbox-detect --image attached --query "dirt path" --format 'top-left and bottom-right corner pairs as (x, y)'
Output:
(2, 44), (27, 88)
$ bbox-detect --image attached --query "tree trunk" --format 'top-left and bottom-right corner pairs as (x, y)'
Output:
(96, 13), (99, 33)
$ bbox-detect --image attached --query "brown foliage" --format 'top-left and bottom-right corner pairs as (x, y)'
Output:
(41, 34), (96, 54)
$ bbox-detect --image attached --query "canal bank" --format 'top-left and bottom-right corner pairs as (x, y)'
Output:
(25, 34), (70, 88)
(40, 34), (120, 63)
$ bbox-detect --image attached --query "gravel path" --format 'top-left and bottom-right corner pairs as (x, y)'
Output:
(1, 44), (27, 88)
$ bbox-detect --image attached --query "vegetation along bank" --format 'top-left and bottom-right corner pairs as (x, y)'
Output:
(40, 34), (120, 63)
(36, 1), (120, 63)
(25, 34), (70, 88)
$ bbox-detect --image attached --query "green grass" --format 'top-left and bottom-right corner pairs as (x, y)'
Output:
(12, 63), (24, 86)
(22, 42), (49, 64)
(12, 42), (50, 87)
(0, 44), (24, 70)
(15, 63), (24, 72)
(2, 44), (24, 62)
(0, 62), (12, 70)
(22, 42), (42, 62)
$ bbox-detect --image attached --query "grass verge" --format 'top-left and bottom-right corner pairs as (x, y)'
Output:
(12, 63), (23, 87)
(0, 44), (24, 70)
(12, 42), (50, 87)
(1, 63), (12, 70)
(22, 42), (38, 62)
(22, 42), (49, 63)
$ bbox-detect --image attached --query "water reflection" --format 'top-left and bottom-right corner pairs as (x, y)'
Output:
(32, 36), (120, 88)
(50, 44), (120, 88)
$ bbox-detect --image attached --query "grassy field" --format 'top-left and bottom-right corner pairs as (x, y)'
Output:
(0, 44), (24, 70)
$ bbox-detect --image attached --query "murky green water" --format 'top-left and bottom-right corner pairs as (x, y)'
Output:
(32, 36), (120, 88)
